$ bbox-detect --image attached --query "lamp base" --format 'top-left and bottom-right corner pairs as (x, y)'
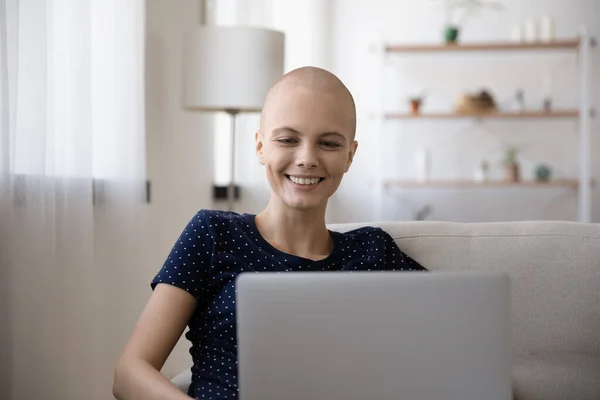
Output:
(213, 184), (241, 200)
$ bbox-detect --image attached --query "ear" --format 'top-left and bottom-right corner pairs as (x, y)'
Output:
(255, 131), (265, 165)
(345, 140), (358, 172)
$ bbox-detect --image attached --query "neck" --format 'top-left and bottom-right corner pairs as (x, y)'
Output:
(255, 196), (331, 261)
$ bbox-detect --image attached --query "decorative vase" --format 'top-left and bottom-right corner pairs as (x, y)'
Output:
(444, 26), (459, 44)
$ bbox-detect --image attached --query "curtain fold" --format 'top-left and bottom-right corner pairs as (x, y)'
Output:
(0, 0), (147, 399)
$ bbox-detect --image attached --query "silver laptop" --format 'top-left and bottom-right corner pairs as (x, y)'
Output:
(236, 271), (512, 400)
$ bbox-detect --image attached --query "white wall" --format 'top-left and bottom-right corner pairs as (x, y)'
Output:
(146, 0), (600, 226)
(329, 0), (599, 223)
(145, 0), (217, 376)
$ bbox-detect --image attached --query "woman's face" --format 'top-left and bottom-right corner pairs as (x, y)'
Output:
(256, 84), (357, 212)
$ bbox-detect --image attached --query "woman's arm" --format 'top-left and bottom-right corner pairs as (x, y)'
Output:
(112, 283), (197, 400)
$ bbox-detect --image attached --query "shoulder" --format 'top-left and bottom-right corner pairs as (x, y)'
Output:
(332, 225), (397, 255)
(188, 209), (247, 230)
(335, 225), (394, 244)
(193, 209), (240, 223)
(187, 210), (255, 247)
(169, 209), (243, 245)
(333, 225), (428, 271)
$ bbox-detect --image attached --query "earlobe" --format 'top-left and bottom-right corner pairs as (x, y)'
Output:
(345, 154), (354, 172)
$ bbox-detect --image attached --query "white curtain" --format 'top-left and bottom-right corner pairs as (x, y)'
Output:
(0, 0), (147, 399)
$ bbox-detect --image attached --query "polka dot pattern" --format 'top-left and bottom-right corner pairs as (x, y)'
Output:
(151, 209), (427, 399)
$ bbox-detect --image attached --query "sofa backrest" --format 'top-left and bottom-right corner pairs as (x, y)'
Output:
(328, 220), (600, 400)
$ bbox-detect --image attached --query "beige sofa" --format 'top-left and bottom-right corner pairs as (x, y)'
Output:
(171, 220), (600, 400)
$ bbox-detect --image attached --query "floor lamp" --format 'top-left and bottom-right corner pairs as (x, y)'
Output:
(181, 26), (285, 211)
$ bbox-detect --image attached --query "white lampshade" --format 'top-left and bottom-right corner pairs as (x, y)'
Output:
(181, 26), (285, 112)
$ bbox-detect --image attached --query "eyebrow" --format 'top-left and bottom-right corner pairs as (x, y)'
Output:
(271, 126), (347, 142)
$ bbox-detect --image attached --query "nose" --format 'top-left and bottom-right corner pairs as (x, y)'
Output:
(295, 143), (319, 169)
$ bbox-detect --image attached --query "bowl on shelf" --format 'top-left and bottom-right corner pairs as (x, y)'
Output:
(534, 164), (553, 182)
(455, 90), (497, 115)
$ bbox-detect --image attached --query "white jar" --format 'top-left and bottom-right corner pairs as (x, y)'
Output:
(415, 149), (431, 183)
(524, 18), (538, 42)
(511, 25), (523, 42)
(540, 15), (555, 42)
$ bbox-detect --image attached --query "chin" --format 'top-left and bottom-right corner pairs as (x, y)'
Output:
(281, 199), (319, 211)
(278, 193), (328, 211)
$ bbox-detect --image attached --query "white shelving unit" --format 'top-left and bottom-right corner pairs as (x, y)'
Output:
(374, 29), (596, 222)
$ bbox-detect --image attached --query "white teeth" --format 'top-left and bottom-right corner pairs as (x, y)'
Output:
(288, 176), (321, 185)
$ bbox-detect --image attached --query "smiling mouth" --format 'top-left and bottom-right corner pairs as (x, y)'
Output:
(285, 175), (325, 186)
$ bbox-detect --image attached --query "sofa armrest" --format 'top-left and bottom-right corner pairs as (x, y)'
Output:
(170, 369), (192, 393)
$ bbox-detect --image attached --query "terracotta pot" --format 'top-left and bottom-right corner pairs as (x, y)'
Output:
(410, 99), (422, 114)
(503, 163), (520, 182)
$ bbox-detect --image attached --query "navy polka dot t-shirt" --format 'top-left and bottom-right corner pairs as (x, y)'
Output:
(151, 209), (426, 400)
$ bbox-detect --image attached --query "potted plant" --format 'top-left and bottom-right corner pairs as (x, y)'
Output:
(502, 145), (520, 182)
(408, 90), (428, 115)
(436, 0), (505, 44)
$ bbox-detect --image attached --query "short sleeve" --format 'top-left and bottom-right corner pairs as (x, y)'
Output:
(151, 210), (215, 304)
(381, 230), (428, 272)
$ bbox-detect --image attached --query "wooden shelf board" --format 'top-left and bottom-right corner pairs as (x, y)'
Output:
(385, 111), (579, 120)
(384, 40), (580, 53)
(384, 179), (579, 189)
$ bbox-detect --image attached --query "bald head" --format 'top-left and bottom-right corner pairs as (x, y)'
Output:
(259, 66), (357, 137)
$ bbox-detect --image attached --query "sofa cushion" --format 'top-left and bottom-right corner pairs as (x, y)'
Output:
(329, 221), (600, 400)
(513, 353), (600, 400)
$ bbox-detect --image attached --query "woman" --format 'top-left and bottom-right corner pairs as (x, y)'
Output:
(112, 66), (427, 400)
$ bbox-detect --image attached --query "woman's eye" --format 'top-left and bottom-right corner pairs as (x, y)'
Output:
(277, 138), (298, 145)
(321, 141), (341, 149)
